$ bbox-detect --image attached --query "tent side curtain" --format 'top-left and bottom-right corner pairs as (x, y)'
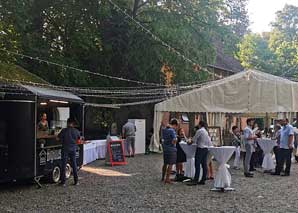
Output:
(150, 109), (164, 152)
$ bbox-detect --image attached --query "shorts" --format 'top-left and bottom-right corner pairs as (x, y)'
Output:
(163, 152), (177, 165)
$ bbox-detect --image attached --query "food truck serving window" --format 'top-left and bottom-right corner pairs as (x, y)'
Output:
(37, 101), (70, 137)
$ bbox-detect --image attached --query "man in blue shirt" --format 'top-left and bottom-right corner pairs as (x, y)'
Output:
(58, 118), (81, 186)
(272, 118), (294, 176)
(161, 119), (178, 184)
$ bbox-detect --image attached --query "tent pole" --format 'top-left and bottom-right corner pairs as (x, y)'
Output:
(265, 113), (269, 136)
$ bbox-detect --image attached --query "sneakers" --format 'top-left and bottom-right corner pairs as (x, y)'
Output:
(244, 173), (253, 178)
(270, 172), (280, 176)
(198, 180), (205, 185)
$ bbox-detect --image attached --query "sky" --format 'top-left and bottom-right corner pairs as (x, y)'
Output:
(248, 0), (298, 33)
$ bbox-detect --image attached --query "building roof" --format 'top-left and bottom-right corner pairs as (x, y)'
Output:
(0, 63), (48, 84)
(207, 41), (244, 74)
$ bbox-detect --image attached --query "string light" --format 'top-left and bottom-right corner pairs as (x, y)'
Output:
(0, 76), (209, 96)
(0, 49), (161, 86)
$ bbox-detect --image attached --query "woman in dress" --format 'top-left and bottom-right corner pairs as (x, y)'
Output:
(175, 127), (187, 181)
(161, 119), (178, 184)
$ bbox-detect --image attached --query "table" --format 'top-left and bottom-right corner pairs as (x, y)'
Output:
(208, 146), (235, 192)
(179, 142), (201, 179)
(257, 138), (277, 171)
(83, 140), (106, 165)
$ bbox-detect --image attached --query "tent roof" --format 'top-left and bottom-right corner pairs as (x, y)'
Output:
(155, 70), (298, 113)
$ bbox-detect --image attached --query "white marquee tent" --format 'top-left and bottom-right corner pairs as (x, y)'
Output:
(151, 70), (298, 152)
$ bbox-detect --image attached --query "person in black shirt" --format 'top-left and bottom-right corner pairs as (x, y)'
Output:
(58, 118), (81, 186)
(175, 127), (187, 181)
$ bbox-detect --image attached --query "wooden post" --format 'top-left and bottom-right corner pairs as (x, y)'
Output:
(188, 112), (195, 137)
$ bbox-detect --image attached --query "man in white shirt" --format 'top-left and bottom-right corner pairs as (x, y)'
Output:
(187, 121), (212, 185)
(243, 118), (258, 177)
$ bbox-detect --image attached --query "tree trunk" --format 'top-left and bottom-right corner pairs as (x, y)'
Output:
(132, 0), (140, 18)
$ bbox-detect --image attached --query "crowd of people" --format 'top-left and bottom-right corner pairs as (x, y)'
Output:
(160, 119), (213, 185)
(160, 117), (298, 185)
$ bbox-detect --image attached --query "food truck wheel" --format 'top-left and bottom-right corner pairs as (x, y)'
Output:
(51, 166), (61, 183)
(65, 163), (72, 179)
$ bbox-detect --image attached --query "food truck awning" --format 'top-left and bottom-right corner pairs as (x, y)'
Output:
(22, 85), (84, 103)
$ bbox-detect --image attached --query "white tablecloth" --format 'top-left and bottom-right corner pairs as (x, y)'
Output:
(180, 142), (201, 179)
(209, 146), (235, 188)
(257, 138), (277, 170)
(83, 140), (106, 165)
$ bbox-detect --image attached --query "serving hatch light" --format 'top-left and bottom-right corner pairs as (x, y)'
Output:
(49, 100), (69, 104)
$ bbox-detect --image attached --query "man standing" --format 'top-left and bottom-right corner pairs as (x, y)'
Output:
(231, 126), (241, 170)
(243, 118), (258, 178)
(272, 123), (281, 174)
(122, 120), (136, 157)
(58, 118), (81, 186)
(272, 118), (294, 176)
(187, 121), (212, 186)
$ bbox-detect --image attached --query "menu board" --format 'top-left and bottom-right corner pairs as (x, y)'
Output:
(107, 140), (126, 166)
(208, 126), (222, 146)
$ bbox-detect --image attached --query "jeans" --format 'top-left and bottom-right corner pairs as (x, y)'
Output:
(273, 146), (279, 171)
(243, 143), (253, 174)
(61, 150), (78, 184)
(276, 148), (292, 175)
(193, 148), (208, 182)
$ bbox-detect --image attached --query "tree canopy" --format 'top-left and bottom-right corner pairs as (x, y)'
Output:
(0, 0), (250, 87)
(238, 4), (298, 77)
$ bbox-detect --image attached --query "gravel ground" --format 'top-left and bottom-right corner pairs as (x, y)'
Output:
(0, 154), (298, 213)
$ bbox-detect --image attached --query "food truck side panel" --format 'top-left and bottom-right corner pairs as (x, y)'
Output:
(0, 101), (35, 182)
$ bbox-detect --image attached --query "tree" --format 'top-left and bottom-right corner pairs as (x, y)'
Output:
(0, 0), (20, 63)
(237, 4), (298, 77)
(215, 0), (250, 55)
(0, 0), (249, 87)
(269, 5), (298, 77)
(237, 33), (277, 73)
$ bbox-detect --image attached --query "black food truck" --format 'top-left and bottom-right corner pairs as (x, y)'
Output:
(0, 84), (84, 186)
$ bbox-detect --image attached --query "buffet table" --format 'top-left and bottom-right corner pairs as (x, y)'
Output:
(257, 138), (277, 171)
(83, 140), (106, 165)
(209, 146), (235, 192)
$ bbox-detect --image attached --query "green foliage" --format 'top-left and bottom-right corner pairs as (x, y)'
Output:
(237, 4), (298, 77)
(0, 0), (249, 87)
(0, 22), (19, 63)
(237, 33), (277, 73)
